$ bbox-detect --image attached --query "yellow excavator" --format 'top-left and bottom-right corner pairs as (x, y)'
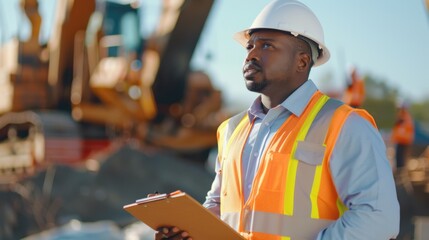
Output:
(0, 0), (226, 182)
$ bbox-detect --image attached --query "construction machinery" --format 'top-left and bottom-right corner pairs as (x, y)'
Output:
(0, 1), (228, 238)
(0, 0), (226, 181)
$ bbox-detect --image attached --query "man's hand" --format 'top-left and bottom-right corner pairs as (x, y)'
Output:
(155, 226), (192, 240)
(147, 193), (192, 240)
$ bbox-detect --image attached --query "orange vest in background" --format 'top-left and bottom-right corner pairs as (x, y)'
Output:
(343, 79), (365, 107)
(216, 91), (377, 240)
(391, 109), (414, 145)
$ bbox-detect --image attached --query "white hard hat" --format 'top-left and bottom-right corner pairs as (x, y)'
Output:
(234, 0), (330, 67)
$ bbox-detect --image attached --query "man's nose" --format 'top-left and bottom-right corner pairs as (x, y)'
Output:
(245, 47), (259, 62)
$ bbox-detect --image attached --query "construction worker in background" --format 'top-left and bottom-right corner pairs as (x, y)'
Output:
(155, 0), (399, 239)
(391, 102), (415, 171)
(342, 66), (366, 108)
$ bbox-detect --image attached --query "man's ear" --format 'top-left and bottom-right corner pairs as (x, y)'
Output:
(297, 52), (311, 72)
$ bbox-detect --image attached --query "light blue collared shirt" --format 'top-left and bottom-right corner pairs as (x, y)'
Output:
(203, 80), (399, 239)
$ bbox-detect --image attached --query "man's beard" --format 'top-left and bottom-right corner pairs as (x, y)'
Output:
(245, 79), (267, 93)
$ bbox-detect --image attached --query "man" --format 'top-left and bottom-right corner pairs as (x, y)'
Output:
(391, 102), (415, 171)
(156, 0), (399, 239)
(342, 66), (366, 108)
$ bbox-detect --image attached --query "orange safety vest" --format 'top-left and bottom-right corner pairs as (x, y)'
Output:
(391, 109), (414, 145)
(217, 91), (376, 240)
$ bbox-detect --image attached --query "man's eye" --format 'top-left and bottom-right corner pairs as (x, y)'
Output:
(246, 44), (253, 51)
(262, 43), (272, 49)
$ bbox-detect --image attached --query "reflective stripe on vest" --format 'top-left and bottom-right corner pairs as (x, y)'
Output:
(217, 91), (376, 240)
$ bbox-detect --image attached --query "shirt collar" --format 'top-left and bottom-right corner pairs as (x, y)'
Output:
(247, 80), (318, 121)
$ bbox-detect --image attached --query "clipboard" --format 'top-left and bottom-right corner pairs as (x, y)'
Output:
(123, 190), (245, 240)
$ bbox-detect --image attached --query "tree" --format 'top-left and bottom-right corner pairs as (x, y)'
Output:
(361, 74), (398, 130)
(410, 98), (429, 125)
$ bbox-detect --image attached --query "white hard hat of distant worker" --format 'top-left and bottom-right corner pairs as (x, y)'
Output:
(234, 0), (330, 67)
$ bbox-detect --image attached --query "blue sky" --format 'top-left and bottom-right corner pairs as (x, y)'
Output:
(1, 0), (429, 112)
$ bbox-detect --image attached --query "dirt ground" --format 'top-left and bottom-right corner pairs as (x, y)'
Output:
(0, 143), (215, 239)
